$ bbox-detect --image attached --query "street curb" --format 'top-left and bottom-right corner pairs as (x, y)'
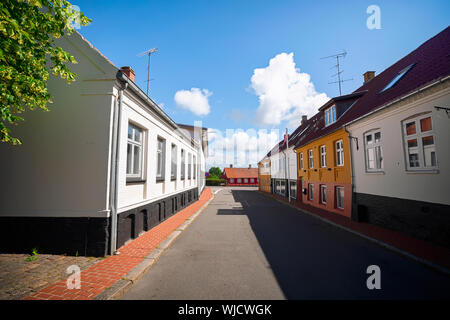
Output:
(94, 190), (215, 300)
(257, 191), (450, 275)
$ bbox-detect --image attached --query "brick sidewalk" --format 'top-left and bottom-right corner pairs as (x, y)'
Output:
(23, 187), (212, 300)
(260, 191), (450, 271)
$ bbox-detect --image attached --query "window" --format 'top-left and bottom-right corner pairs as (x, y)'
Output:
(308, 149), (314, 168)
(336, 187), (344, 209)
(171, 144), (177, 180)
(193, 155), (196, 179)
(380, 63), (415, 93)
(237, 178), (242, 184)
(335, 140), (344, 166)
(230, 178), (234, 184)
(188, 153), (192, 179)
(127, 124), (144, 180)
(250, 178), (255, 183)
(308, 184), (314, 200)
(156, 137), (166, 180)
(275, 180), (281, 194)
(280, 180), (286, 195)
(181, 149), (185, 180)
(320, 185), (327, 204)
(244, 178), (249, 183)
(402, 115), (437, 170)
(320, 145), (327, 167)
(325, 105), (337, 126)
(364, 131), (383, 171)
(300, 152), (304, 169)
(290, 181), (297, 199)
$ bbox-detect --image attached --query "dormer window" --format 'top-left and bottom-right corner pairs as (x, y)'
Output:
(325, 105), (337, 126)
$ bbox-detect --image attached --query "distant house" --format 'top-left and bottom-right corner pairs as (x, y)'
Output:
(222, 165), (259, 186)
(0, 31), (207, 257)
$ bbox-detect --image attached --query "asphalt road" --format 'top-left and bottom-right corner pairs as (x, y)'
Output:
(122, 187), (450, 300)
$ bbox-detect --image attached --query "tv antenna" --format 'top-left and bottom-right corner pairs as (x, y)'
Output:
(137, 48), (158, 96)
(321, 50), (353, 96)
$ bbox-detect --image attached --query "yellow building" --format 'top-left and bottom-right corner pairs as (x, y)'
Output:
(294, 93), (362, 218)
(258, 157), (271, 193)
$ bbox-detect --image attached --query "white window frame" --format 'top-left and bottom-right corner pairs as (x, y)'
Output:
(171, 144), (177, 180)
(193, 155), (196, 179)
(320, 145), (327, 168)
(320, 185), (326, 204)
(290, 180), (297, 199)
(156, 137), (166, 181)
(308, 149), (314, 169)
(127, 123), (144, 181)
(308, 183), (314, 201)
(335, 140), (344, 166)
(336, 186), (344, 209)
(364, 130), (383, 172)
(402, 114), (438, 171)
(181, 149), (185, 180)
(325, 105), (337, 126)
(299, 152), (304, 169)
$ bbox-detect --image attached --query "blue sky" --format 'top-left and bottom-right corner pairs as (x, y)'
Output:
(73, 0), (449, 167)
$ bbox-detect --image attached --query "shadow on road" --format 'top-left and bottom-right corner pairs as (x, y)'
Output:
(217, 189), (450, 299)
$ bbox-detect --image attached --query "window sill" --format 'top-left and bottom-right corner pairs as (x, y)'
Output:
(364, 171), (385, 175)
(156, 177), (165, 183)
(126, 178), (146, 185)
(171, 177), (177, 181)
(405, 169), (440, 174)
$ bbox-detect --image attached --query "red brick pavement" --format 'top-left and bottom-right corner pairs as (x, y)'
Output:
(261, 191), (450, 270)
(23, 187), (212, 300)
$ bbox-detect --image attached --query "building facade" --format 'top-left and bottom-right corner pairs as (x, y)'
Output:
(222, 165), (259, 186)
(258, 157), (271, 193)
(0, 31), (207, 256)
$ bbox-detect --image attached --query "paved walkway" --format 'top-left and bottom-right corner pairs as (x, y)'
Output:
(122, 187), (450, 300)
(23, 188), (212, 300)
(0, 254), (102, 300)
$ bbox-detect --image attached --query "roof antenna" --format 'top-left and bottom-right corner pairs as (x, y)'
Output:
(137, 48), (158, 96)
(321, 50), (353, 96)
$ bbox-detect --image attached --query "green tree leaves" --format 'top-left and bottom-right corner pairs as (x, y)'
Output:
(0, 0), (91, 145)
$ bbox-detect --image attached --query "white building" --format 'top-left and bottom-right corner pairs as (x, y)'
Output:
(345, 27), (450, 248)
(0, 31), (207, 256)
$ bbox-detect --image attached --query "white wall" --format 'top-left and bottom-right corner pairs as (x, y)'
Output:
(0, 32), (118, 218)
(116, 91), (201, 212)
(348, 81), (450, 205)
(269, 147), (297, 180)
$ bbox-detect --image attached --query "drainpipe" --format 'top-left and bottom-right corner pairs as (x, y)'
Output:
(344, 125), (357, 221)
(109, 81), (128, 255)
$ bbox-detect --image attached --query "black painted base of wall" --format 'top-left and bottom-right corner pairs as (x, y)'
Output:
(116, 187), (199, 250)
(353, 192), (450, 249)
(0, 187), (199, 257)
(0, 216), (109, 257)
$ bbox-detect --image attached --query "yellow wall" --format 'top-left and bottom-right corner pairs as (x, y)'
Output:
(296, 128), (352, 186)
(258, 160), (271, 193)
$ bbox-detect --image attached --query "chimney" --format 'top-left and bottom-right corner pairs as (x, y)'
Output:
(248, 164), (252, 169)
(120, 66), (136, 82)
(301, 115), (307, 125)
(363, 71), (375, 83)
(230, 164), (233, 168)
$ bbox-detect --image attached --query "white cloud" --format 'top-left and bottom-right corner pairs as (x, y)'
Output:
(206, 128), (280, 169)
(174, 88), (212, 116)
(251, 52), (330, 129)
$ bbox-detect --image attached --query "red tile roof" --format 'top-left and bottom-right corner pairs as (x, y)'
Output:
(293, 26), (450, 149)
(222, 168), (259, 179)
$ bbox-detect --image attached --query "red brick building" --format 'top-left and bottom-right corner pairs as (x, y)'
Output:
(221, 165), (259, 186)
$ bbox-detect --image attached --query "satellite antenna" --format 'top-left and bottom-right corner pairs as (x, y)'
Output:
(321, 50), (353, 96)
(137, 48), (158, 96)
